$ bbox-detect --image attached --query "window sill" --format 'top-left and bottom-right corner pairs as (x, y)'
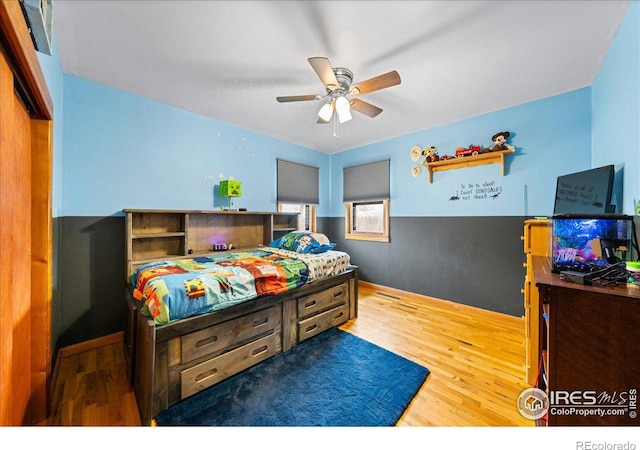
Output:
(345, 234), (389, 243)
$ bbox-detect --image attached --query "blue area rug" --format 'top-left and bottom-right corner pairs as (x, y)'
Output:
(154, 327), (430, 426)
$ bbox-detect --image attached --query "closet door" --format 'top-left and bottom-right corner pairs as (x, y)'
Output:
(0, 0), (53, 425)
(0, 47), (32, 426)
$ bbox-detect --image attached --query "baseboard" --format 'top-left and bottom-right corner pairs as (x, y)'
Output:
(358, 280), (524, 325)
(57, 331), (124, 359)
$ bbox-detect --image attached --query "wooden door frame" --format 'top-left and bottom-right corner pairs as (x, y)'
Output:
(0, 1), (53, 424)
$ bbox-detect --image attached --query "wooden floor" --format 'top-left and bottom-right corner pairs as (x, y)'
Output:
(344, 282), (532, 427)
(42, 281), (533, 427)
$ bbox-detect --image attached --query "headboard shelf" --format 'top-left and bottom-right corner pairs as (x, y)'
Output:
(124, 209), (299, 279)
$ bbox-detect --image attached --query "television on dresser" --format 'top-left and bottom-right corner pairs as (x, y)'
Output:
(553, 164), (615, 215)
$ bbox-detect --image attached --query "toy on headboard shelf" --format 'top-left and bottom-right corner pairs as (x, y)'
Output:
(220, 177), (242, 210)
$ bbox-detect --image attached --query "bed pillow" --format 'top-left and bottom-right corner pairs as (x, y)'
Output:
(269, 231), (336, 254)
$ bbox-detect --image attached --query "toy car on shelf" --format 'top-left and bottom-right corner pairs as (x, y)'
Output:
(455, 145), (483, 158)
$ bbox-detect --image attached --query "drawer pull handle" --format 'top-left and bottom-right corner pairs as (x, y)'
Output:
(333, 291), (343, 298)
(195, 335), (218, 348)
(334, 311), (344, 320)
(195, 367), (218, 382)
(252, 345), (268, 356)
(252, 317), (269, 328)
(305, 324), (317, 334)
(304, 300), (317, 309)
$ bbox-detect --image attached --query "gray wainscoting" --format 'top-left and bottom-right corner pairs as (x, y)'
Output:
(54, 216), (125, 349)
(329, 216), (527, 318)
(52, 215), (526, 351)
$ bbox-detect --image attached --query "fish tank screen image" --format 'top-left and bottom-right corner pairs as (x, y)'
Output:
(552, 214), (633, 273)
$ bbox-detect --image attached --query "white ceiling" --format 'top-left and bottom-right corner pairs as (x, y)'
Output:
(52, 0), (630, 154)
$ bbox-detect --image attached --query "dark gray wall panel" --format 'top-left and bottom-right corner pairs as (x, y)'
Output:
(57, 216), (125, 348)
(316, 216), (331, 236)
(329, 216), (526, 317)
(53, 215), (333, 350)
(52, 218), (62, 358)
(52, 214), (527, 350)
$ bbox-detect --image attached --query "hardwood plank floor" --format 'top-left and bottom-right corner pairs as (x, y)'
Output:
(45, 333), (140, 426)
(345, 282), (532, 427)
(41, 281), (533, 427)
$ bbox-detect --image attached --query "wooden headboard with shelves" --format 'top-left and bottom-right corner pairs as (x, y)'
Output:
(124, 209), (299, 278)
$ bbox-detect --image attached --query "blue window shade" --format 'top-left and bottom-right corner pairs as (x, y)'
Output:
(343, 159), (390, 202)
(277, 159), (319, 204)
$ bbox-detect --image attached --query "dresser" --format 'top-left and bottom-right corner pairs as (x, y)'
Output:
(533, 256), (640, 426)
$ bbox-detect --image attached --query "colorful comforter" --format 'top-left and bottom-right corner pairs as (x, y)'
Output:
(131, 248), (350, 325)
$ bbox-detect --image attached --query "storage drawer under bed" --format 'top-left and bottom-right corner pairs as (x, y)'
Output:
(298, 302), (350, 342)
(180, 304), (281, 364)
(180, 331), (280, 398)
(297, 282), (349, 319)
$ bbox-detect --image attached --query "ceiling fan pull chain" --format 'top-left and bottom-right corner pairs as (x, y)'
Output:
(333, 112), (339, 138)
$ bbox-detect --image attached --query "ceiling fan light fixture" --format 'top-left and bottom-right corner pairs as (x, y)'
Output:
(335, 95), (350, 113)
(335, 95), (352, 123)
(277, 57), (400, 129)
(318, 100), (335, 122)
(337, 108), (352, 124)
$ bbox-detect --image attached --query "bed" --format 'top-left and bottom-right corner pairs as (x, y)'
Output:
(124, 232), (358, 425)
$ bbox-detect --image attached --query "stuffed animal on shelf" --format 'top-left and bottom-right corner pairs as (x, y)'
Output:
(421, 146), (439, 166)
(488, 131), (513, 152)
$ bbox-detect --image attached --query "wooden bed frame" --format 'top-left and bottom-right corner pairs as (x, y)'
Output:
(124, 267), (358, 425)
(122, 207), (358, 425)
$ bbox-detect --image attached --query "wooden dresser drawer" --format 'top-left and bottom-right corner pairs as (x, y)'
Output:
(181, 305), (281, 364)
(298, 303), (349, 343)
(180, 331), (280, 399)
(297, 282), (348, 319)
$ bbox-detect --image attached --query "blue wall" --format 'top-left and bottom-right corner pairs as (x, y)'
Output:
(61, 74), (595, 220)
(330, 88), (592, 218)
(592, 0), (640, 215)
(36, 37), (64, 219)
(61, 75), (330, 217)
(41, 4), (639, 221)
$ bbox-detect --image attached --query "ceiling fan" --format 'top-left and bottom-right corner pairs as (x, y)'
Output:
(276, 57), (401, 129)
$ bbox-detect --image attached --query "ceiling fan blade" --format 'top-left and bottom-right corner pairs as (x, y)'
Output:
(317, 117), (330, 124)
(276, 94), (319, 103)
(349, 70), (401, 96)
(308, 57), (340, 90)
(349, 98), (383, 118)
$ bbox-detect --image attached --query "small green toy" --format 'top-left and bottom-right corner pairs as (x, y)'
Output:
(220, 180), (242, 209)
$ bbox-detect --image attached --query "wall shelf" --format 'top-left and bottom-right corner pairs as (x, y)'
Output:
(426, 147), (514, 183)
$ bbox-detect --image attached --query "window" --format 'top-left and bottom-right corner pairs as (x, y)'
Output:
(276, 158), (319, 232)
(278, 203), (316, 232)
(343, 159), (390, 242)
(345, 200), (389, 241)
